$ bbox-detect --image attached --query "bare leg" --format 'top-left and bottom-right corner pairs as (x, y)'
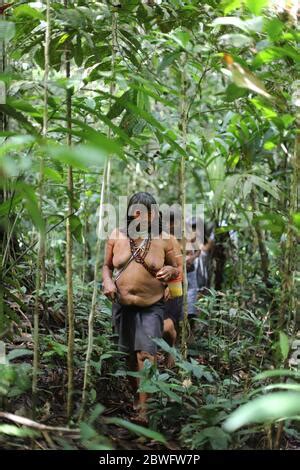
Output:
(163, 318), (177, 368)
(126, 353), (139, 408)
(135, 350), (156, 423)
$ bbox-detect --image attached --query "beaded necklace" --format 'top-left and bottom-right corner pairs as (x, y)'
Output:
(129, 237), (157, 277)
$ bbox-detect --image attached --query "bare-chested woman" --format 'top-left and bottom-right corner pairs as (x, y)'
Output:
(102, 192), (179, 423)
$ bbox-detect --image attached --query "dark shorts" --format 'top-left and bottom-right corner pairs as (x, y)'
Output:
(112, 298), (164, 356)
(164, 296), (183, 325)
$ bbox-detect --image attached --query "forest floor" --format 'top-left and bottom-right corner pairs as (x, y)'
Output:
(1, 285), (300, 451)
(3, 349), (183, 450)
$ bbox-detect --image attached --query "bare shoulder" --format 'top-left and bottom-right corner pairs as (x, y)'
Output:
(109, 228), (127, 241)
(170, 234), (182, 253)
(160, 232), (173, 252)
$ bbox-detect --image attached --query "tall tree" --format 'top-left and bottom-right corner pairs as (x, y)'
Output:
(80, 2), (118, 418)
(64, 0), (75, 423)
(32, 0), (49, 414)
(179, 53), (189, 358)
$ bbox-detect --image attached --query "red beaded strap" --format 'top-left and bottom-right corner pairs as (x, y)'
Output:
(129, 237), (158, 278)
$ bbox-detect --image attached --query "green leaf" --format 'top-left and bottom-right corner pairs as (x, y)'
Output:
(34, 47), (45, 69)
(69, 214), (83, 243)
(223, 392), (300, 432)
(263, 384), (300, 393)
(195, 427), (230, 450)
(74, 35), (83, 67)
(0, 104), (37, 134)
(292, 213), (300, 229)
(71, 119), (123, 156)
(157, 383), (182, 403)
(123, 101), (186, 156)
(0, 424), (39, 438)
(248, 175), (280, 200)
(43, 167), (63, 183)
(264, 18), (284, 41)
(212, 174), (240, 207)
(106, 417), (167, 444)
(254, 213), (284, 236)
(225, 83), (247, 101)
(7, 98), (42, 119)
(252, 48), (281, 67)
(0, 194), (22, 217)
(49, 144), (106, 169)
(219, 33), (253, 48)
(119, 28), (141, 51)
(73, 101), (136, 149)
(7, 349), (33, 361)
(245, 0), (269, 15)
(272, 45), (300, 63)
(253, 46), (300, 67)
(90, 388), (97, 402)
(214, 15), (263, 33)
(172, 30), (191, 49)
(13, 5), (44, 19)
(250, 98), (277, 119)
(253, 369), (300, 381)
(281, 114), (295, 128)
(279, 331), (289, 361)
(212, 17), (247, 32)
(222, 0), (242, 14)
(80, 422), (97, 440)
(207, 156), (226, 191)
(16, 182), (45, 234)
(152, 337), (179, 359)
(263, 141), (276, 150)
(107, 89), (135, 120)
(0, 21), (15, 42)
(87, 404), (105, 425)
(157, 52), (180, 73)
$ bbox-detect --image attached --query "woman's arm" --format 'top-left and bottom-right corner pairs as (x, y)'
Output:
(156, 237), (179, 282)
(172, 235), (183, 278)
(102, 230), (117, 301)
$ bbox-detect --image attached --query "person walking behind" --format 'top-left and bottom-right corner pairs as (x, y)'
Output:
(162, 211), (183, 368)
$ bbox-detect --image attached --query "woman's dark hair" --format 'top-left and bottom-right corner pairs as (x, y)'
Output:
(126, 192), (161, 237)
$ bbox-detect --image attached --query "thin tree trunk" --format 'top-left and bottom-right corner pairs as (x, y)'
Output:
(214, 230), (227, 291)
(105, 3), (117, 205)
(278, 116), (299, 329)
(250, 189), (270, 287)
(80, 162), (108, 420)
(273, 116), (299, 450)
(81, 174), (88, 292)
(64, 0), (75, 423)
(80, 4), (117, 419)
(32, 0), (50, 414)
(0, 0), (7, 130)
(0, 0), (7, 328)
(179, 53), (189, 359)
(66, 164), (74, 422)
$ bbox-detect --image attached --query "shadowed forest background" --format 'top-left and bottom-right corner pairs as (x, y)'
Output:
(0, 0), (299, 451)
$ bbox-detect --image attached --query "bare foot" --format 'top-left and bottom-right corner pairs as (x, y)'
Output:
(131, 400), (149, 426)
(166, 354), (175, 369)
(132, 393), (139, 411)
(131, 410), (149, 426)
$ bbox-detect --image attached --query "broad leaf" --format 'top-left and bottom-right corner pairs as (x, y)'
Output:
(223, 392), (300, 432)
